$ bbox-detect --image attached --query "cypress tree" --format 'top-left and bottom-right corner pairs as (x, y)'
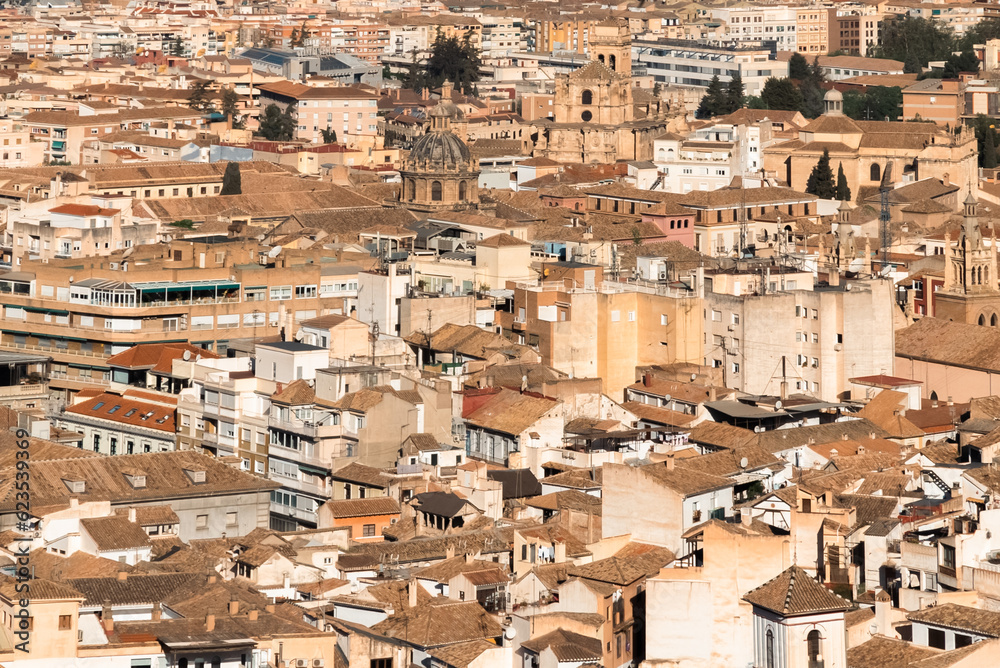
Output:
(806, 149), (836, 199)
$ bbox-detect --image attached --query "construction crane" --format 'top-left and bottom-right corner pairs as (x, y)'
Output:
(879, 162), (894, 278)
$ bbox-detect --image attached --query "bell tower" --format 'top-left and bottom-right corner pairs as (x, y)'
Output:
(590, 18), (631, 75)
(937, 191), (1000, 325)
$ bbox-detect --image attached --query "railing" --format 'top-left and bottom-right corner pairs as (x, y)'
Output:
(0, 384), (46, 397)
(0, 341), (110, 359)
(268, 416), (317, 438)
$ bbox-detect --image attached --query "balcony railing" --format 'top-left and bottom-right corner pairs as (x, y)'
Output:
(268, 416), (317, 438)
(0, 383), (46, 397)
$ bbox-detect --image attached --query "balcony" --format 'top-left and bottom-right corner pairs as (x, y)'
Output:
(269, 501), (317, 523)
(0, 383), (46, 399)
(268, 416), (317, 438)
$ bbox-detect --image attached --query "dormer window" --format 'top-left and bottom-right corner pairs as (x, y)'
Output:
(62, 478), (85, 493)
(123, 472), (146, 489)
(185, 469), (206, 484)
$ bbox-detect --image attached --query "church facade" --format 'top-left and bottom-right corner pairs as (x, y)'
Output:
(532, 19), (672, 164)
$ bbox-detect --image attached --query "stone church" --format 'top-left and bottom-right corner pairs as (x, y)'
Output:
(531, 19), (671, 164)
(936, 193), (1000, 326)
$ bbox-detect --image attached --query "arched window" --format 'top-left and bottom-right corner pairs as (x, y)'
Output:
(406, 179), (415, 201)
(991, 313), (997, 327)
(598, 54), (605, 65)
(766, 629), (775, 668)
(431, 181), (442, 201)
(870, 163), (881, 182)
(609, 54), (617, 71)
(459, 181), (467, 201)
(808, 630), (821, 662)
(657, 148), (666, 161)
(979, 314), (985, 326)
(582, 90), (593, 105)
(930, 390), (939, 401)
(211, 658), (222, 668)
(179, 660), (188, 668)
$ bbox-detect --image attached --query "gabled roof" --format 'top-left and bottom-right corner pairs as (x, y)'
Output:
(521, 628), (602, 661)
(271, 378), (316, 406)
(80, 516), (152, 551)
(65, 393), (175, 433)
(107, 342), (219, 370)
(906, 603), (1000, 637)
(371, 599), (503, 647)
(331, 462), (389, 488)
(742, 565), (851, 616)
(462, 388), (560, 437)
(323, 497), (400, 519)
(412, 492), (477, 518)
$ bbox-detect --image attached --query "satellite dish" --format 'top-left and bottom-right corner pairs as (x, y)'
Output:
(739, 457), (749, 469)
(503, 626), (517, 640)
(690, 373), (697, 381)
(775, 400), (783, 410)
(182, 350), (191, 361)
(195, 354), (202, 362)
(267, 245), (283, 258)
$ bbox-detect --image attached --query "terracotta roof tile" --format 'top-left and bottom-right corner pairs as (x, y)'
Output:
(323, 496), (400, 519)
(742, 565), (851, 616)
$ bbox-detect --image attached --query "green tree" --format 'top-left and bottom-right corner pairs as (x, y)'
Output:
(788, 52), (811, 80)
(806, 148), (836, 199)
(903, 52), (922, 75)
(320, 127), (338, 143)
(871, 16), (954, 68)
(170, 36), (184, 57)
(797, 57), (827, 118)
(958, 17), (1000, 51)
(404, 49), (425, 93)
(985, 129), (998, 169)
(220, 87), (244, 128)
(424, 29), (482, 93)
(111, 41), (132, 60)
(697, 75), (726, 118)
(943, 50), (980, 78)
(760, 77), (803, 111)
(843, 86), (903, 121)
(256, 103), (296, 141)
(220, 162), (242, 196)
(186, 80), (214, 113)
(835, 162), (852, 201)
(725, 72), (745, 113)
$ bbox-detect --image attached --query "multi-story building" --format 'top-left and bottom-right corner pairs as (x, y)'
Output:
(497, 261), (704, 398)
(0, 116), (44, 168)
(257, 81), (380, 147)
(58, 389), (178, 455)
(833, 11), (881, 56)
(795, 7), (835, 54)
(702, 269), (895, 402)
(23, 107), (205, 164)
(712, 6), (798, 52)
(0, 239), (359, 399)
(633, 38), (789, 96)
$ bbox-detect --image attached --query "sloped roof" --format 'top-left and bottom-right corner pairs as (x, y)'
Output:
(80, 516), (153, 551)
(272, 378), (316, 406)
(896, 318), (1000, 372)
(107, 342), (219, 370)
(521, 628), (602, 661)
(371, 599), (503, 647)
(907, 603), (1000, 637)
(463, 388), (560, 437)
(742, 565), (851, 616)
(323, 497), (400, 519)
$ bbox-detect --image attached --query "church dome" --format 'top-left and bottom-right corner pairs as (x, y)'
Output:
(408, 128), (472, 171)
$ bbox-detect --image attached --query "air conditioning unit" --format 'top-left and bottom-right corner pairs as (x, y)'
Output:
(313, 661), (325, 668)
(658, 271), (667, 280)
(295, 660), (308, 668)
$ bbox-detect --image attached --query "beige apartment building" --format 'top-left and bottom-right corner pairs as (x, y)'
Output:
(257, 81), (381, 147)
(0, 117), (44, 167)
(796, 7), (835, 54)
(498, 261), (704, 398)
(24, 107), (206, 164)
(0, 240), (360, 398)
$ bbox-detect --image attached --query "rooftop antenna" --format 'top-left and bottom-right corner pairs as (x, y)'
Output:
(879, 162), (894, 276)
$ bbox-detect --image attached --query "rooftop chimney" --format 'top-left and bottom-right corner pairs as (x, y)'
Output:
(665, 453), (676, 471)
(408, 578), (418, 608)
(101, 602), (114, 633)
(229, 598), (239, 615)
(206, 614), (215, 632)
(642, 373), (651, 387)
(740, 507), (752, 526)
(265, 603), (275, 614)
(128, 506), (136, 523)
(117, 571), (128, 582)
(151, 603), (161, 622)
(248, 609), (259, 621)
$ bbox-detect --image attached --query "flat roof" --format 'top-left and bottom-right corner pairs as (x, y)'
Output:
(258, 341), (326, 352)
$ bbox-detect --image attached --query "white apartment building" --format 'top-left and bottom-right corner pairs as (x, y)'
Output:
(634, 38), (789, 95)
(257, 81), (381, 146)
(712, 6), (798, 52)
(653, 122), (772, 193)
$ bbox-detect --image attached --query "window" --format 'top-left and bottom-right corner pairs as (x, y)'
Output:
(295, 285), (317, 298)
(58, 614), (72, 630)
(807, 630), (821, 662)
(766, 629), (774, 668)
(941, 543), (956, 573)
(270, 286), (291, 301)
(955, 634), (973, 648)
(431, 181), (442, 201)
(711, 310), (722, 321)
(582, 89), (593, 105)
(196, 514), (209, 530)
(362, 523), (376, 537)
(370, 660), (392, 668)
(928, 627), (946, 649)
(226, 512), (238, 526)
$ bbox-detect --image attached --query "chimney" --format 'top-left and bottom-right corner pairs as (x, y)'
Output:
(421, 87), (429, 101)
(857, 444), (865, 455)
(665, 453), (676, 471)
(229, 597), (239, 615)
(445, 546), (456, 559)
(709, 386), (717, 402)
(874, 589), (892, 635)
(740, 507), (752, 526)
(282, 573), (290, 590)
(128, 506), (136, 523)
(407, 578), (418, 608)
(554, 541), (567, 563)
(947, 396), (954, 406)
(151, 603), (161, 622)
(642, 372), (651, 387)
(206, 614), (215, 632)
(465, 552), (474, 564)
(248, 609), (259, 621)
(265, 604), (275, 614)
(117, 571), (128, 582)
(101, 602), (113, 633)
(842, 433), (849, 441)
(208, 574), (217, 584)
